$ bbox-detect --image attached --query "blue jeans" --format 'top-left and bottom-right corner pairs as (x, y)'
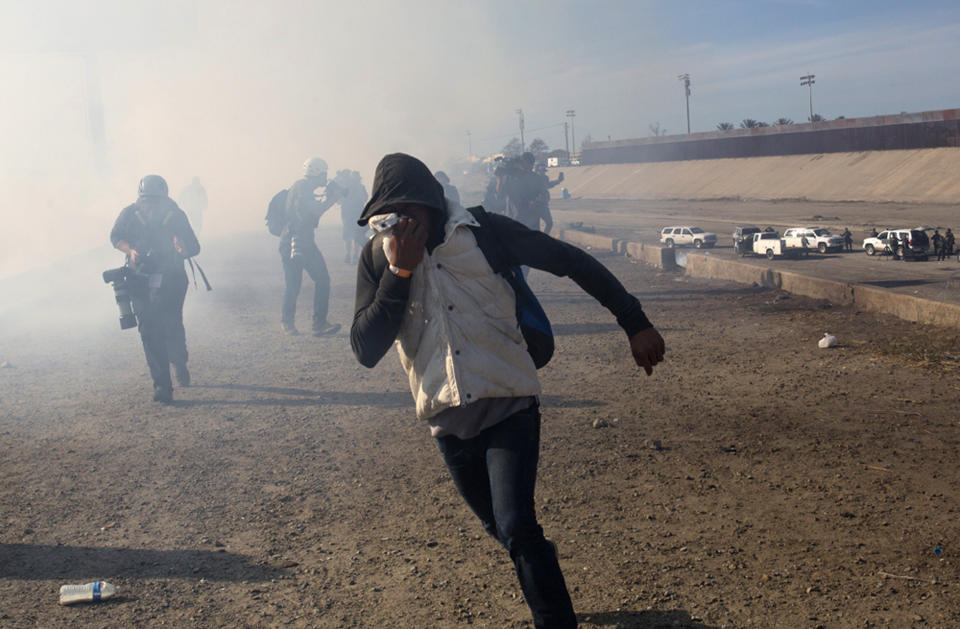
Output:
(436, 404), (577, 629)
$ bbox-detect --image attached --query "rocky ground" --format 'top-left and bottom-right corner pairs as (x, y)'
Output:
(2, 225), (960, 628)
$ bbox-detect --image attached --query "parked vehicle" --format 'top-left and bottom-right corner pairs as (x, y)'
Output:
(782, 227), (845, 253)
(862, 229), (930, 260)
(742, 231), (795, 260)
(660, 226), (717, 249)
(732, 225), (761, 247)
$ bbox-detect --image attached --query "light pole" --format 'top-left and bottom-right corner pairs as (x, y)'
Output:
(566, 109), (576, 160)
(516, 109), (525, 152)
(564, 121), (570, 159)
(466, 130), (472, 157)
(677, 73), (691, 134)
(800, 74), (815, 122)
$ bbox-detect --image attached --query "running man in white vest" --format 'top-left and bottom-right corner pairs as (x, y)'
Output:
(350, 153), (665, 629)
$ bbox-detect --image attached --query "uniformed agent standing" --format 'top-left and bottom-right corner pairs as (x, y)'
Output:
(110, 175), (201, 404)
(280, 157), (344, 336)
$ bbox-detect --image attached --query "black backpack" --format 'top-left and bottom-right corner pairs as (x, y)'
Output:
(265, 189), (289, 236)
(465, 206), (554, 369)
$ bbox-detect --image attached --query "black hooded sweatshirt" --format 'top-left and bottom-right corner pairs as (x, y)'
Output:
(350, 153), (652, 370)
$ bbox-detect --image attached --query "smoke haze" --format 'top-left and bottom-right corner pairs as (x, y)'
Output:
(2, 1), (959, 281)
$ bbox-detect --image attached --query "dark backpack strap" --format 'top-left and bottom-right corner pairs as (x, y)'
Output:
(466, 205), (512, 275)
(466, 206), (553, 368)
(187, 258), (213, 291)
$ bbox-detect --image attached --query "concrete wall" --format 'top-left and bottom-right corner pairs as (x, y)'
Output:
(562, 229), (960, 329)
(557, 148), (960, 204)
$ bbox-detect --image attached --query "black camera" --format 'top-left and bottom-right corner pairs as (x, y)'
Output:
(102, 265), (142, 330)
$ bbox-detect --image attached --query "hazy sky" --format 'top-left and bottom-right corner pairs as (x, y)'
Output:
(1, 0), (959, 279)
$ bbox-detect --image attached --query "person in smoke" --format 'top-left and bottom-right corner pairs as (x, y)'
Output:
(335, 169), (369, 265)
(110, 174), (201, 404)
(350, 153), (665, 629)
(433, 170), (461, 205)
(531, 162), (564, 235)
(280, 157), (344, 336)
(482, 156), (507, 214)
(504, 152), (550, 233)
(178, 176), (208, 233)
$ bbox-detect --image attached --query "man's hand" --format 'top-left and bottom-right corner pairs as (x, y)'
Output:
(386, 217), (428, 272)
(116, 240), (139, 264)
(629, 327), (665, 376)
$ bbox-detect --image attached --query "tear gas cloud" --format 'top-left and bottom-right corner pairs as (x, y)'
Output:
(0, 0), (660, 282)
(3, 0), (960, 287)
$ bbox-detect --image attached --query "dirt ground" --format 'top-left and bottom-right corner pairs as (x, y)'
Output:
(2, 223), (960, 628)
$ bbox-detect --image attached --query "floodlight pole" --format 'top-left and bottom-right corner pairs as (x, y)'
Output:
(800, 74), (815, 122)
(677, 73), (691, 134)
(566, 109), (576, 159)
(516, 109), (525, 152)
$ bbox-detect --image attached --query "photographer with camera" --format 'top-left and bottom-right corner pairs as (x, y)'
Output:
(109, 174), (201, 404)
(279, 157), (345, 337)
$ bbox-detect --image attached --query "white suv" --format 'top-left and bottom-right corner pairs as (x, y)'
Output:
(659, 226), (717, 249)
(782, 227), (845, 253)
(862, 229), (930, 259)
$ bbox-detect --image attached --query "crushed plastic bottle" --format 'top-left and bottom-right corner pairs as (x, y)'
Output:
(818, 333), (837, 349)
(59, 581), (118, 605)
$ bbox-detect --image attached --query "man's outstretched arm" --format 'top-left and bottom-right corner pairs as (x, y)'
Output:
(491, 213), (665, 373)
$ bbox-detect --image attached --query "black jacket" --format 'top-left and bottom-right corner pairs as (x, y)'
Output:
(110, 196), (200, 274)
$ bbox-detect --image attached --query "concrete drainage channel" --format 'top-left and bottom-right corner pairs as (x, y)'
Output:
(561, 229), (960, 329)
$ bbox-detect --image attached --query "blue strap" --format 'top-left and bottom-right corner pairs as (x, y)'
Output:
(93, 582), (101, 601)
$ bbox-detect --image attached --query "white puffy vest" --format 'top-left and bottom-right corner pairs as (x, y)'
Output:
(388, 203), (541, 419)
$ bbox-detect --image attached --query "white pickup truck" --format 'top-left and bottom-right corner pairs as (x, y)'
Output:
(744, 231), (793, 259)
(782, 227), (845, 253)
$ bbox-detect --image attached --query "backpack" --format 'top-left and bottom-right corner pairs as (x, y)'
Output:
(465, 206), (554, 368)
(265, 189), (289, 236)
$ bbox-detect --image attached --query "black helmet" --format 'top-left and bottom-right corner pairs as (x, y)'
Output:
(138, 174), (169, 198)
(520, 152), (535, 165)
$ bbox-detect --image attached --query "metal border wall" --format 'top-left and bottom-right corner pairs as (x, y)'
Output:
(582, 109), (960, 165)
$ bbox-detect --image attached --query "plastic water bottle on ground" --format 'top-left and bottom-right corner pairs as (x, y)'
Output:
(59, 581), (118, 605)
(818, 333), (837, 349)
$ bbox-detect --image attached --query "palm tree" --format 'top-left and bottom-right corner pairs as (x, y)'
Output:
(809, 113), (824, 122)
(740, 119), (760, 129)
(774, 118), (794, 126)
(716, 122), (734, 131)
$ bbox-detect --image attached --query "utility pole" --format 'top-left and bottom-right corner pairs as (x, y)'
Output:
(566, 109), (576, 160)
(516, 109), (525, 152)
(677, 73), (691, 134)
(800, 74), (815, 122)
(564, 121), (570, 159)
(466, 130), (472, 157)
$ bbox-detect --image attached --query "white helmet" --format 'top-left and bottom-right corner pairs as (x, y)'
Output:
(303, 157), (327, 177)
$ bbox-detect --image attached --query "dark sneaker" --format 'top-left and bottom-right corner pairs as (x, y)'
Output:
(312, 322), (341, 337)
(173, 363), (190, 387)
(153, 386), (173, 404)
(281, 321), (300, 336)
